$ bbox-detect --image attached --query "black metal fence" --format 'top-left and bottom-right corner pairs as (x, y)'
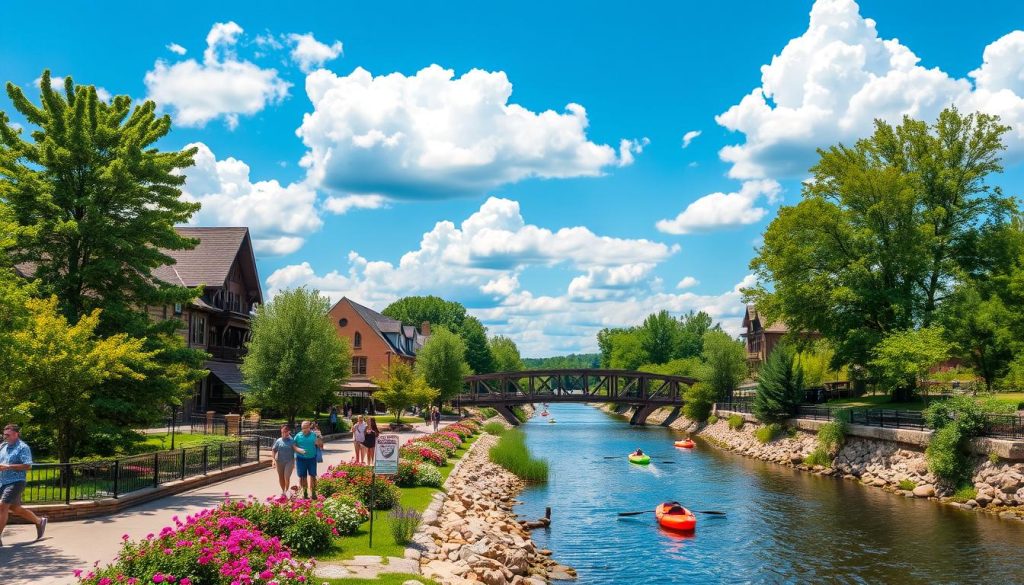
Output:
(715, 402), (1023, 439)
(24, 438), (259, 505)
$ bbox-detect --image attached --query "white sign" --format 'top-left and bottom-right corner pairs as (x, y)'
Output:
(374, 433), (400, 475)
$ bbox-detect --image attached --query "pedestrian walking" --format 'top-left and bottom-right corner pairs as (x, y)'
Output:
(352, 416), (367, 465)
(271, 424), (303, 497)
(0, 424), (46, 546)
(363, 417), (380, 466)
(293, 421), (322, 499)
(329, 406), (339, 433)
(431, 406), (441, 432)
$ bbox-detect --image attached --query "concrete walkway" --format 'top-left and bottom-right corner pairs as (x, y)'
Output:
(0, 421), (444, 585)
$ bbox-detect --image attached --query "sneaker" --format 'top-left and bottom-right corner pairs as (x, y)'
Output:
(36, 517), (47, 540)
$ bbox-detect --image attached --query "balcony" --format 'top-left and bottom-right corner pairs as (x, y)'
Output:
(208, 345), (246, 362)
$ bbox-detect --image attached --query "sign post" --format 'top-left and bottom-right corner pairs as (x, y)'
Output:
(368, 434), (400, 548)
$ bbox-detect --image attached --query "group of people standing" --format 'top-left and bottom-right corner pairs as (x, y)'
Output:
(351, 416), (380, 465)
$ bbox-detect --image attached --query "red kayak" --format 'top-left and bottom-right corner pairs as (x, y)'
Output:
(655, 502), (696, 532)
(674, 439), (695, 449)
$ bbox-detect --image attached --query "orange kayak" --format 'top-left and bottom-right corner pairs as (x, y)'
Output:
(656, 502), (696, 532)
(674, 439), (695, 449)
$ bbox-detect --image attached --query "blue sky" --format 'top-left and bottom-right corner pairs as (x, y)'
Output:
(4, 0), (1024, 356)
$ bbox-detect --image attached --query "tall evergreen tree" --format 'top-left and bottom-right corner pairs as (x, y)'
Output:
(753, 345), (804, 423)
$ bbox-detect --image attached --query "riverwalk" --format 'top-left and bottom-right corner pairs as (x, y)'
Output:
(0, 421), (444, 585)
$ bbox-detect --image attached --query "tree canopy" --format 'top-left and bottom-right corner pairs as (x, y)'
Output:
(459, 315), (496, 374)
(382, 296), (466, 332)
(242, 287), (351, 424)
(489, 336), (523, 371)
(415, 325), (470, 402)
(372, 362), (437, 424)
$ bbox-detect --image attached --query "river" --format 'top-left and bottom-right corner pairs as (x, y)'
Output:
(512, 403), (1024, 585)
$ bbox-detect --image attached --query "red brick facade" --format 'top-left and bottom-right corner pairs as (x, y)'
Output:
(328, 298), (426, 393)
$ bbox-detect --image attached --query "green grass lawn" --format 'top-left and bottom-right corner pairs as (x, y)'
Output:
(987, 392), (1024, 410)
(322, 575), (440, 585)
(826, 395), (929, 411)
(136, 432), (236, 451)
(318, 433), (478, 561)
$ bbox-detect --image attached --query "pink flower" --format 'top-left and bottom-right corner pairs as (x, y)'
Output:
(152, 574), (165, 583)
(179, 580), (191, 585)
(98, 579), (111, 585)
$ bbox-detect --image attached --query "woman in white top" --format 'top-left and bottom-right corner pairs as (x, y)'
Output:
(352, 416), (367, 465)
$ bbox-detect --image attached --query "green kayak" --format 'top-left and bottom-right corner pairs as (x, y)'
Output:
(628, 454), (650, 465)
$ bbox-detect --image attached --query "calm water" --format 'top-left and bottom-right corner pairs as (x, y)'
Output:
(514, 404), (1024, 585)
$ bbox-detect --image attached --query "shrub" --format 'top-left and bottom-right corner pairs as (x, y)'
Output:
(803, 448), (831, 467)
(727, 414), (745, 430)
(488, 429), (548, 481)
(817, 418), (847, 455)
(222, 496), (337, 555)
(480, 407), (498, 419)
(77, 510), (316, 585)
(754, 423), (784, 444)
(926, 425), (967, 485)
(400, 444), (446, 466)
(951, 486), (978, 503)
(416, 462), (443, 487)
(396, 460), (421, 488)
(922, 396), (1012, 484)
(483, 422), (508, 436)
(388, 504), (422, 545)
(707, 415), (719, 425)
(512, 406), (528, 422)
(898, 479), (917, 491)
(315, 465), (400, 510)
(683, 382), (717, 422)
(753, 344), (804, 423)
(322, 496), (370, 535)
(318, 465), (371, 497)
(282, 512), (334, 556)
(989, 452), (1001, 465)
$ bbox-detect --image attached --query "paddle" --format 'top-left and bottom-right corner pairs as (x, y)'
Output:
(617, 509), (727, 517)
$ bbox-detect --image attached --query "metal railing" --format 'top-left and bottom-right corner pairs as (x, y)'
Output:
(24, 438), (259, 505)
(717, 401), (754, 414)
(980, 414), (1024, 440)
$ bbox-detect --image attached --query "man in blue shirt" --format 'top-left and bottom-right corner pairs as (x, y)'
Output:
(0, 424), (46, 546)
(293, 420), (322, 499)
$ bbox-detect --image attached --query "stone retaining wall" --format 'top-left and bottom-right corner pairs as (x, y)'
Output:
(415, 432), (575, 585)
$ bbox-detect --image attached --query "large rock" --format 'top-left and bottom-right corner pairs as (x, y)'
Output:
(913, 485), (935, 498)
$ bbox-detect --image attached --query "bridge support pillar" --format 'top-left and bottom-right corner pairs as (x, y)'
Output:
(494, 404), (521, 426)
(630, 404), (659, 426)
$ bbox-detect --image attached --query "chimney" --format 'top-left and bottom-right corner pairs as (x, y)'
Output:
(421, 321), (431, 336)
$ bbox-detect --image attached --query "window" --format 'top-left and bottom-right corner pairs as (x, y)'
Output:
(352, 356), (367, 375)
(338, 318), (348, 327)
(354, 332), (362, 349)
(174, 303), (183, 315)
(190, 313), (206, 345)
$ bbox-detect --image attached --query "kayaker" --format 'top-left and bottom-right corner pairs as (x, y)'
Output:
(632, 448), (644, 456)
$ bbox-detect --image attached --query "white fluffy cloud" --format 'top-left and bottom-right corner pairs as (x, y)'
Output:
(297, 65), (643, 199)
(180, 142), (322, 255)
(323, 194), (387, 215)
(145, 22), (291, 129)
(264, 197), (743, 355)
(167, 43), (187, 55)
(288, 33), (343, 73)
(716, 0), (1024, 180)
(655, 180), (781, 235)
(676, 276), (699, 289)
(682, 130), (701, 148)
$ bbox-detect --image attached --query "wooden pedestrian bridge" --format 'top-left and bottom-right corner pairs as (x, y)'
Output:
(456, 369), (697, 425)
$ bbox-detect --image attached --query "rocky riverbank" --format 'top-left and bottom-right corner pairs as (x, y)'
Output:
(415, 433), (576, 585)
(601, 403), (1024, 522)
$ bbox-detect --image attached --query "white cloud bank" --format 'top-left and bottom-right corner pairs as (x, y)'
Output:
(288, 32), (343, 73)
(656, 180), (781, 235)
(180, 142), (321, 255)
(145, 22), (291, 129)
(264, 197), (744, 355)
(716, 0), (1024, 180)
(297, 65), (644, 200)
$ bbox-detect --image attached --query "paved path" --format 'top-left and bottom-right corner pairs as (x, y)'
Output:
(0, 421), (443, 585)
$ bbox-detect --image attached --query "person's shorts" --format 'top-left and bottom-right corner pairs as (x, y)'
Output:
(0, 481), (26, 505)
(275, 460), (295, 478)
(295, 457), (317, 478)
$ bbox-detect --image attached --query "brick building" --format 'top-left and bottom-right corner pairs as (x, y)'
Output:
(327, 297), (430, 400)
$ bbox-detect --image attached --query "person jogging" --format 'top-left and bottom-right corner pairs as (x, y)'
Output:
(0, 424), (46, 546)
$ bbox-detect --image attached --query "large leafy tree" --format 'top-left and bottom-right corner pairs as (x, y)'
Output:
(8, 297), (157, 463)
(939, 285), (1013, 391)
(242, 287), (350, 425)
(372, 362), (438, 424)
(698, 330), (747, 400)
(489, 335), (523, 371)
(677, 311), (714, 360)
(747, 108), (1016, 370)
(415, 326), (470, 403)
(459, 316), (496, 374)
(382, 296), (466, 332)
(639, 310), (680, 365)
(870, 326), (951, 400)
(753, 344), (804, 423)
(0, 72), (209, 440)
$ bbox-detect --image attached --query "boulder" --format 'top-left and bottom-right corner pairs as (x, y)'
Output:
(912, 485), (935, 498)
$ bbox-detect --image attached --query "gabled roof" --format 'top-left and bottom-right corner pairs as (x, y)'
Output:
(339, 297), (425, 358)
(743, 304), (789, 334)
(152, 227), (252, 290)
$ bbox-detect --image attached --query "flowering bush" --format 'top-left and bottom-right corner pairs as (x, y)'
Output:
(315, 464), (400, 510)
(400, 444), (445, 466)
(76, 510), (315, 585)
(415, 462), (443, 487)
(395, 459), (420, 487)
(221, 496), (336, 555)
(444, 424), (475, 439)
(388, 504), (422, 545)
(412, 436), (458, 456)
(322, 495), (370, 535)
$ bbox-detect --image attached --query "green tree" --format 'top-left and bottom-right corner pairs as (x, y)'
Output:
(8, 297), (157, 463)
(797, 340), (845, 388)
(596, 327), (625, 368)
(638, 357), (703, 378)
(870, 326), (951, 400)
(522, 353), (600, 369)
(372, 362), (438, 424)
(242, 287), (350, 425)
(747, 108), (1016, 370)
(415, 326), (471, 403)
(753, 345), (804, 423)
(382, 296), (466, 331)
(677, 311), (714, 359)
(0, 71), (207, 438)
(489, 336), (523, 371)
(699, 330), (747, 400)
(459, 316), (496, 374)
(683, 382), (717, 423)
(940, 285), (1014, 391)
(639, 310), (680, 365)
(609, 330), (648, 370)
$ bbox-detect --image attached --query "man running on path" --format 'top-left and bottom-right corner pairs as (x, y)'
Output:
(0, 424), (46, 546)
